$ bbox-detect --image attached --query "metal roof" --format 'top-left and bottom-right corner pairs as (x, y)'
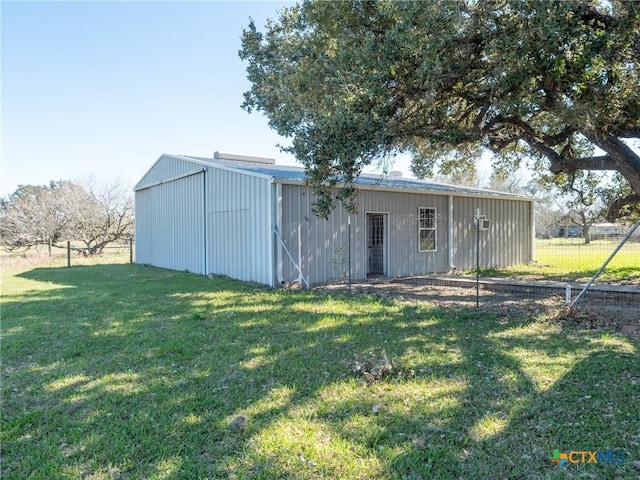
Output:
(174, 154), (530, 200)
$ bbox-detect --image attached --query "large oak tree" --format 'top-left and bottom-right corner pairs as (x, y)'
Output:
(240, 0), (640, 218)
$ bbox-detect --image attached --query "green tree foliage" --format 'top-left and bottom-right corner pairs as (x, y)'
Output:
(240, 0), (640, 218)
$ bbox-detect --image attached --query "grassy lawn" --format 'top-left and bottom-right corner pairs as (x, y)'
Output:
(478, 239), (640, 283)
(2, 263), (639, 479)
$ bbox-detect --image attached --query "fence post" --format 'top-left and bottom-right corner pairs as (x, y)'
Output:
(67, 241), (71, 267)
(476, 209), (480, 308)
(348, 216), (352, 292)
(129, 238), (133, 264)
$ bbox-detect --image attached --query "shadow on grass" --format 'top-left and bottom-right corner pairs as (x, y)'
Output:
(2, 264), (638, 479)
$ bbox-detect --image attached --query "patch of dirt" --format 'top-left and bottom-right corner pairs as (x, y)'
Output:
(551, 302), (639, 334)
(316, 280), (639, 334)
(346, 350), (415, 384)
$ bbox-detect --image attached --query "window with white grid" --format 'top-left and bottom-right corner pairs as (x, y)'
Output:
(418, 207), (437, 252)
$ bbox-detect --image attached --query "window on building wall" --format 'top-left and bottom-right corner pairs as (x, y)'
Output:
(418, 207), (437, 251)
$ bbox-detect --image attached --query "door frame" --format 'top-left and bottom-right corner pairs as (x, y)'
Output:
(365, 211), (389, 276)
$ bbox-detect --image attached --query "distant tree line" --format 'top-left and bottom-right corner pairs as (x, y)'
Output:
(0, 179), (133, 255)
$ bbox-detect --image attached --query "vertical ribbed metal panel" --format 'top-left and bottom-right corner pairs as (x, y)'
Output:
(206, 167), (272, 285)
(451, 196), (533, 270)
(136, 155), (533, 285)
(134, 189), (152, 265)
(358, 190), (450, 278)
(279, 186), (451, 284)
(136, 155), (201, 188)
(279, 184), (337, 284)
(134, 171), (205, 274)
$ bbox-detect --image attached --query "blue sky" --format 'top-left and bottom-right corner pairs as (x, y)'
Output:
(5, 2), (636, 199)
(2, 1), (330, 196)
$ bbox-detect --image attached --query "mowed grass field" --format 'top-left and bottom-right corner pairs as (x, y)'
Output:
(2, 262), (639, 479)
(483, 238), (640, 283)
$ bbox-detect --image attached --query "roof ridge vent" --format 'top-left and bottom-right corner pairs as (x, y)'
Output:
(214, 151), (276, 164)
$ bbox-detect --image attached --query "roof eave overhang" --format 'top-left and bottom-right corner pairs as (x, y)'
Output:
(272, 177), (532, 202)
(173, 154), (274, 181)
(134, 154), (275, 191)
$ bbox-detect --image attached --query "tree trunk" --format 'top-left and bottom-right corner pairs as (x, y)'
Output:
(583, 224), (591, 245)
(591, 135), (640, 195)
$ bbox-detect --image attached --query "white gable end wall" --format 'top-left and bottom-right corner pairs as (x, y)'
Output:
(135, 155), (275, 284)
(135, 170), (205, 274)
(135, 154), (204, 190)
(205, 166), (273, 286)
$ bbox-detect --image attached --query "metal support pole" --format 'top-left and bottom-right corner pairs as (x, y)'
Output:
(570, 218), (640, 307)
(476, 208), (480, 308)
(67, 241), (71, 267)
(129, 237), (133, 264)
(348, 216), (352, 291)
(273, 226), (309, 289)
(297, 224), (303, 288)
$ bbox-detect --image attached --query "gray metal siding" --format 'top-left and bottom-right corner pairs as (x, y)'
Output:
(206, 168), (272, 285)
(134, 172), (205, 274)
(451, 196), (533, 270)
(134, 154), (533, 286)
(279, 186), (451, 284)
(359, 190), (450, 278)
(278, 185), (350, 285)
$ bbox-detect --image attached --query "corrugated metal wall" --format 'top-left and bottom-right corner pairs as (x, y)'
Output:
(135, 155), (532, 286)
(135, 171), (205, 274)
(278, 185), (351, 285)
(136, 155), (200, 188)
(279, 185), (452, 284)
(451, 196), (533, 270)
(206, 168), (273, 285)
(358, 190), (450, 278)
(136, 156), (273, 284)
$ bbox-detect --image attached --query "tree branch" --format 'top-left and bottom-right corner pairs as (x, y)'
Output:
(606, 193), (640, 222)
(553, 155), (618, 172)
(543, 126), (578, 147)
(619, 125), (640, 138)
(484, 115), (568, 169)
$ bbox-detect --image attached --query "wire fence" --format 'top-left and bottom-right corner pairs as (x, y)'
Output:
(318, 218), (640, 316)
(1, 240), (135, 269)
(5, 216), (637, 317)
(63, 239), (134, 267)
